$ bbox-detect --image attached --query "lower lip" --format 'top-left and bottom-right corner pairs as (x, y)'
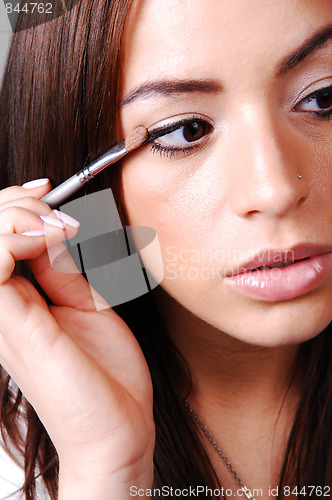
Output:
(224, 252), (332, 301)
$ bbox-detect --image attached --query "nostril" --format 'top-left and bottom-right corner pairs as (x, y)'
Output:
(247, 210), (260, 216)
(297, 196), (307, 207)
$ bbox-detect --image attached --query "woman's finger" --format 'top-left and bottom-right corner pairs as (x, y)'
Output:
(0, 208), (78, 284)
(0, 195), (52, 217)
(27, 242), (111, 312)
(0, 205), (49, 235)
(0, 233), (46, 284)
(0, 179), (51, 205)
(0, 198), (104, 312)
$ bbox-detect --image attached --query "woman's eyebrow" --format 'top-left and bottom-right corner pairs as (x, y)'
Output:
(276, 24), (332, 77)
(118, 80), (223, 107)
(119, 24), (332, 107)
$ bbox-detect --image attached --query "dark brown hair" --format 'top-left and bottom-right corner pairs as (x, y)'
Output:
(0, 1), (332, 498)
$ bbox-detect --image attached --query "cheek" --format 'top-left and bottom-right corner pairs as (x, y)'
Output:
(120, 152), (233, 308)
(120, 153), (232, 317)
(120, 150), (227, 248)
(309, 141), (332, 199)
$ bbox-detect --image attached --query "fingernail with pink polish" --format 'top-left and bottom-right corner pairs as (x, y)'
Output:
(22, 230), (46, 237)
(21, 178), (49, 189)
(39, 215), (65, 228)
(53, 210), (80, 228)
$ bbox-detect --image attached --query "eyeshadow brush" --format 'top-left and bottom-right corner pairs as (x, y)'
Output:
(42, 125), (148, 209)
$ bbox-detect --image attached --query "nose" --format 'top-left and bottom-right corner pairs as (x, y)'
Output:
(226, 104), (310, 218)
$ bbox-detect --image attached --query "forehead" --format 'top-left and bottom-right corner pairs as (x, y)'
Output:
(119, 0), (332, 95)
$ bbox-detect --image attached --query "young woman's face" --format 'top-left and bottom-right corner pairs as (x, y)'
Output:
(118, 0), (332, 347)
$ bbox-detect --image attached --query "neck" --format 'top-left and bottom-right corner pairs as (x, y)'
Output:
(153, 287), (305, 433)
(152, 288), (306, 492)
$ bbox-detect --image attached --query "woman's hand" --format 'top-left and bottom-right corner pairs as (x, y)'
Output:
(0, 180), (155, 499)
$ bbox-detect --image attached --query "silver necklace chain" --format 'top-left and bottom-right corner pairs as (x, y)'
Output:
(184, 400), (256, 500)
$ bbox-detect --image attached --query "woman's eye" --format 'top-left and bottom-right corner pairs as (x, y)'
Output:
(296, 85), (332, 116)
(148, 117), (213, 158)
(156, 120), (212, 146)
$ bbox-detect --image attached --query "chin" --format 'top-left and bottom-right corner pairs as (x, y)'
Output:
(202, 306), (332, 348)
(156, 278), (332, 348)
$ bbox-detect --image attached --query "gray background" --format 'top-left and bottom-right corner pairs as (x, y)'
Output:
(0, 2), (12, 81)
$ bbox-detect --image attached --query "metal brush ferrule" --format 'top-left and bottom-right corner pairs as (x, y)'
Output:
(87, 140), (127, 177)
(41, 140), (127, 208)
(77, 169), (93, 184)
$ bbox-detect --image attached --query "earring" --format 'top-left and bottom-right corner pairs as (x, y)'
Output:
(297, 174), (302, 179)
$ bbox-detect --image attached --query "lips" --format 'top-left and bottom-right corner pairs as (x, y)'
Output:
(226, 245), (332, 277)
(224, 244), (332, 302)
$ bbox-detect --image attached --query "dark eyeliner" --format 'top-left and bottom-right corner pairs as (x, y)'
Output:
(147, 118), (205, 142)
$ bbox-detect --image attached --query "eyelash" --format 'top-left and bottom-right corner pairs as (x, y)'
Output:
(150, 142), (200, 158)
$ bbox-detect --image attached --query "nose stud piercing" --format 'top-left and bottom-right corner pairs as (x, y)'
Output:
(297, 174), (302, 179)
